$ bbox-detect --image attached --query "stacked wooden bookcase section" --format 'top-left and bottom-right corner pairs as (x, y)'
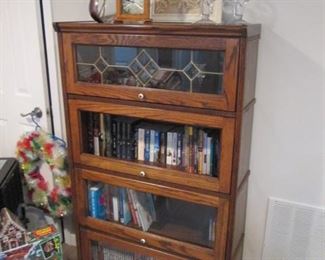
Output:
(54, 22), (260, 260)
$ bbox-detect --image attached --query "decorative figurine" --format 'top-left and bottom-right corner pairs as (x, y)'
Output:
(222, 0), (250, 24)
(196, 0), (216, 24)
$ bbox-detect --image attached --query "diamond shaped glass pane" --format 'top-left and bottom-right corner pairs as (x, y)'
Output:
(95, 58), (108, 72)
(145, 61), (159, 75)
(129, 60), (142, 75)
(138, 70), (151, 85)
(184, 62), (199, 79)
(137, 51), (151, 66)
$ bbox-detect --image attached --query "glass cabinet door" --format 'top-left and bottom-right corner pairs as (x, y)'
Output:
(76, 46), (224, 95)
(63, 33), (239, 111)
(68, 99), (235, 193)
(80, 229), (186, 260)
(77, 169), (228, 260)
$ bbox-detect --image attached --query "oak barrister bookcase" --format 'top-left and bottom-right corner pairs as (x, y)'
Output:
(54, 22), (260, 260)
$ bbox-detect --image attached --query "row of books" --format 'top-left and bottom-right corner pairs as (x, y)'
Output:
(88, 183), (156, 232)
(91, 244), (154, 260)
(85, 112), (220, 176)
(102, 248), (154, 260)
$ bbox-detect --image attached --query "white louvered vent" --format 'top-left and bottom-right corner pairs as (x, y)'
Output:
(262, 197), (325, 260)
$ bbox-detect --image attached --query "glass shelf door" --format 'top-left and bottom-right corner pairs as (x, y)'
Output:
(77, 169), (228, 260)
(68, 99), (235, 193)
(63, 33), (239, 111)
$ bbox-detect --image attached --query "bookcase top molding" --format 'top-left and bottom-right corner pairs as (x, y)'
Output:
(54, 21), (261, 38)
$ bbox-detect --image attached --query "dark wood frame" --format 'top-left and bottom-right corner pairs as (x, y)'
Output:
(54, 22), (261, 260)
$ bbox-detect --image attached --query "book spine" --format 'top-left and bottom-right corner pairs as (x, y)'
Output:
(197, 129), (204, 175)
(129, 190), (143, 229)
(99, 113), (106, 156)
(89, 187), (99, 218)
(177, 132), (182, 166)
(144, 129), (150, 161)
(121, 121), (127, 159)
(93, 113), (100, 156)
(98, 187), (106, 220)
(166, 132), (173, 165)
(193, 128), (198, 174)
(171, 132), (177, 166)
(159, 132), (166, 164)
(118, 188), (124, 223)
(111, 120), (117, 157)
(126, 122), (133, 160)
(206, 136), (212, 176)
(149, 129), (155, 162)
(203, 132), (208, 175)
(104, 114), (112, 157)
(87, 112), (94, 154)
(137, 128), (145, 161)
(122, 189), (132, 225)
(182, 128), (188, 169)
(112, 188), (119, 222)
(153, 131), (160, 163)
(116, 121), (122, 158)
(126, 189), (139, 226)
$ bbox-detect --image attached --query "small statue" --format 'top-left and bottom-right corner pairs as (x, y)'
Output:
(196, 0), (216, 24)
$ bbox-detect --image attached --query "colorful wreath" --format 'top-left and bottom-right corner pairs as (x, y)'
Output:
(16, 130), (72, 217)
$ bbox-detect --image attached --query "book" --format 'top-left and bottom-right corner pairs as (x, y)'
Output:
(93, 113), (100, 156)
(126, 189), (139, 226)
(128, 190), (143, 229)
(149, 129), (155, 162)
(111, 120), (117, 157)
(88, 183), (105, 220)
(86, 112), (94, 154)
(166, 132), (173, 165)
(159, 132), (167, 164)
(112, 188), (119, 222)
(119, 188), (132, 225)
(153, 131), (160, 162)
(144, 129), (150, 161)
(137, 128), (145, 161)
(104, 114), (112, 157)
(99, 113), (106, 156)
(132, 191), (156, 232)
(176, 132), (183, 166)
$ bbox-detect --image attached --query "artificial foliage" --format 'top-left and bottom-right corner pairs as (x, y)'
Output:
(16, 131), (72, 217)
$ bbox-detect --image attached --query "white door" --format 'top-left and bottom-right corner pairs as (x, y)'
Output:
(0, 0), (50, 157)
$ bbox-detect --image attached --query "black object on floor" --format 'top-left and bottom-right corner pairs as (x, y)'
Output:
(0, 158), (24, 214)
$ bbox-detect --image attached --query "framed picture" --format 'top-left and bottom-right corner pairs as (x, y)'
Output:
(115, 0), (151, 22)
(151, 0), (222, 23)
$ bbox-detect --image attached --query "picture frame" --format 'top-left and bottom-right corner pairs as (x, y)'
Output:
(115, 0), (151, 22)
(150, 0), (222, 23)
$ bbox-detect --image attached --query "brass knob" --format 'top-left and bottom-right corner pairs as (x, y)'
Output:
(139, 171), (146, 177)
(140, 238), (146, 244)
(138, 93), (144, 100)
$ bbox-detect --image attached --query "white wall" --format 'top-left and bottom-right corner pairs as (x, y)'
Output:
(49, 0), (325, 257)
(244, 0), (324, 259)
(51, 0), (115, 21)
